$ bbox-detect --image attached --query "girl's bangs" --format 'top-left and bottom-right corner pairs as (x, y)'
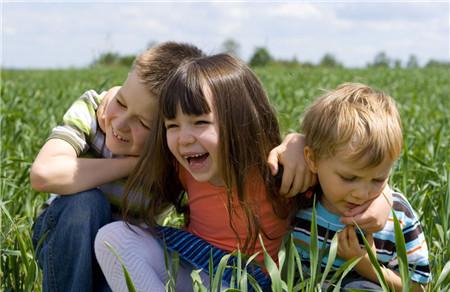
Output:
(162, 70), (211, 119)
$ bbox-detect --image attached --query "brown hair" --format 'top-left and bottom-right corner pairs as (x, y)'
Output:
(125, 54), (289, 251)
(301, 82), (403, 168)
(133, 42), (205, 96)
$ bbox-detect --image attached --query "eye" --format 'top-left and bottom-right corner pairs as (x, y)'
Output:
(373, 178), (387, 184)
(340, 175), (356, 182)
(116, 98), (127, 108)
(195, 120), (211, 125)
(164, 122), (178, 130)
(140, 120), (151, 130)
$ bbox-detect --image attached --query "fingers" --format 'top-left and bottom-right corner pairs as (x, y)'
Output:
(337, 227), (347, 255)
(342, 199), (372, 217)
(339, 215), (354, 225)
(347, 226), (358, 245)
(365, 233), (374, 243)
(341, 213), (376, 232)
(280, 164), (295, 196)
(294, 168), (309, 194)
(285, 169), (303, 197)
(285, 163), (317, 197)
(267, 146), (282, 176)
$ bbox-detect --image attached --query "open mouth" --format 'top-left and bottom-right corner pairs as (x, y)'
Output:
(112, 128), (129, 142)
(184, 153), (209, 165)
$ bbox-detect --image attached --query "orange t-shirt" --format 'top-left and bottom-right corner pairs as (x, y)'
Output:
(179, 167), (289, 263)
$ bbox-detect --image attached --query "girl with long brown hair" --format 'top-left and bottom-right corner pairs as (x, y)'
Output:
(94, 54), (393, 291)
(96, 53), (290, 291)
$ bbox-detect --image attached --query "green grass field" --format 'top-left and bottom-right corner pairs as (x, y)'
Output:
(1, 66), (449, 291)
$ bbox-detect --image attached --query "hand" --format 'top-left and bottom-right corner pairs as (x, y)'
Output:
(267, 133), (316, 197)
(340, 185), (393, 233)
(337, 226), (375, 261)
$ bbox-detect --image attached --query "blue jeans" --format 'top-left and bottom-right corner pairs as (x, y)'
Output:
(32, 189), (113, 292)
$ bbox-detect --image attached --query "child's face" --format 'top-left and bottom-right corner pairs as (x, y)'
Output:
(103, 70), (157, 156)
(305, 146), (394, 216)
(164, 91), (222, 186)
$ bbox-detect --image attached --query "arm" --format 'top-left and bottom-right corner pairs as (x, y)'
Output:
(30, 87), (135, 194)
(30, 138), (137, 195)
(340, 184), (393, 233)
(337, 226), (426, 292)
(267, 133), (316, 197)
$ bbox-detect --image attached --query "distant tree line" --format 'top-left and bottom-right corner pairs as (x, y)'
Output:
(91, 38), (450, 69)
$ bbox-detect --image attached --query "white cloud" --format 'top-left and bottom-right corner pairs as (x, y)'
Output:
(270, 3), (325, 20)
(2, 2), (449, 69)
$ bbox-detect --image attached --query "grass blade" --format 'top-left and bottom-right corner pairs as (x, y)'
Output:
(191, 269), (207, 292)
(259, 234), (283, 292)
(331, 257), (361, 292)
(355, 226), (389, 291)
(320, 232), (338, 287)
(434, 260), (450, 288)
(392, 211), (410, 292)
(103, 241), (136, 292)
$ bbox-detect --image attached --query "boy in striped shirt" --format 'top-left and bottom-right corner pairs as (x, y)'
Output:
(293, 83), (430, 291)
(30, 42), (205, 292)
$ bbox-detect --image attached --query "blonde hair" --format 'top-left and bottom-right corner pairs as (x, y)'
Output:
(301, 83), (403, 168)
(133, 42), (204, 96)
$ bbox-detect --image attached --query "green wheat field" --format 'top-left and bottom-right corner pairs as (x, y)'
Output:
(1, 66), (449, 291)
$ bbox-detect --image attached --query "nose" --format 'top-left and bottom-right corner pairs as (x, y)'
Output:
(352, 183), (371, 202)
(114, 114), (131, 132)
(178, 127), (195, 145)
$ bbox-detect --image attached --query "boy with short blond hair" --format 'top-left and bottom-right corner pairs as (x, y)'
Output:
(293, 83), (431, 291)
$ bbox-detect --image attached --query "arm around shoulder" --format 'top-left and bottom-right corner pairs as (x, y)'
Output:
(30, 138), (137, 194)
(30, 139), (78, 192)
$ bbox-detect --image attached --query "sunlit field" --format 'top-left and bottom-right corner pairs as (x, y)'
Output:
(1, 66), (449, 291)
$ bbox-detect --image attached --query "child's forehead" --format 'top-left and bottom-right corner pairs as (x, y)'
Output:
(332, 147), (394, 174)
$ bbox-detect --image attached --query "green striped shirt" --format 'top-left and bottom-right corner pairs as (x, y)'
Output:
(48, 90), (127, 208)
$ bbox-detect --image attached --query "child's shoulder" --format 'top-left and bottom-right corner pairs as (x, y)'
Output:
(388, 191), (423, 231)
(391, 191), (418, 218)
(78, 89), (103, 108)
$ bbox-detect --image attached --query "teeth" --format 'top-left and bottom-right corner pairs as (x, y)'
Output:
(112, 129), (129, 142)
(184, 153), (205, 159)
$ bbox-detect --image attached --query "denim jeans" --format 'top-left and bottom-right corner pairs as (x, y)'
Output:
(32, 189), (113, 292)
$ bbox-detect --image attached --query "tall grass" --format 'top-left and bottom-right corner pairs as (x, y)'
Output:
(1, 66), (448, 291)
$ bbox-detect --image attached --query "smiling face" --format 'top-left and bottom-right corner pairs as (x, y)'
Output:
(164, 91), (223, 186)
(104, 70), (157, 156)
(305, 146), (394, 216)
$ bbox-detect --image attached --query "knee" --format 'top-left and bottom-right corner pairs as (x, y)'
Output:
(52, 189), (112, 230)
(94, 221), (132, 262)
(95, 222), (127, 251)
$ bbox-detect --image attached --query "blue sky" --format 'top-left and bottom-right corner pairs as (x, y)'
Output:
(2, 1), (449, 69)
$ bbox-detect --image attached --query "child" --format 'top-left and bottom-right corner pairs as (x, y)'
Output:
(95, 53), (290, 291)
(94, 57), (393, 291)
(30, 42), (205, 292)
(293, 83), (431, 291)
(30, 42), (318, 291)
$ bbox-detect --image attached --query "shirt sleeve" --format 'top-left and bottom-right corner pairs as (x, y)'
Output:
(48, 90), (103, 156)
(395, 194), (431, 284)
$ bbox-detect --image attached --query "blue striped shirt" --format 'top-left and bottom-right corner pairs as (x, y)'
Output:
(292, 192), (431, 284)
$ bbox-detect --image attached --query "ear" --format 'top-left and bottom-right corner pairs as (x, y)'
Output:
(304, 146), (318, 173)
